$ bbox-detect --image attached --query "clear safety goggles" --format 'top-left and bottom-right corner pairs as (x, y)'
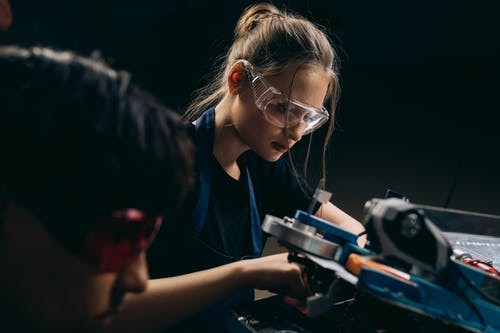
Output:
(241, 60), (330, 135)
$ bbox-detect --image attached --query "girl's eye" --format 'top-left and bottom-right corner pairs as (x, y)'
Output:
(289, 108), (303, 118)
(303, 113), (314, 122)
(267, 101), (288, 115)
(275, 103), (288, 114)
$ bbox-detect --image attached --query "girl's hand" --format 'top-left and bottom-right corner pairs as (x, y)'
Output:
(240, 253), (309, 300)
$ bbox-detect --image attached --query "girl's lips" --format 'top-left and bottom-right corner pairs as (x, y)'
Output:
(271, 142), (288, 153)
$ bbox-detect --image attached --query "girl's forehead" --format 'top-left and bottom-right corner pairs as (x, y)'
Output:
(265, 63), (328, 87)
(266, 65), (330, 107)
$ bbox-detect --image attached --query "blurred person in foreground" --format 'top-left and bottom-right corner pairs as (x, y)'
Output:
(0, 0), (12, 32)
(0, 45), (194, 332)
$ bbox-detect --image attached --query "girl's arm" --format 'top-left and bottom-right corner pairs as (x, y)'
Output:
(315, 201), (367, 246)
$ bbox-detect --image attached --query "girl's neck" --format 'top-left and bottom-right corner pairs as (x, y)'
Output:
(213, 98), (249, 179)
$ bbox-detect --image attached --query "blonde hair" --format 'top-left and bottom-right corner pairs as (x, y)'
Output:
(185, 2), (341, 183)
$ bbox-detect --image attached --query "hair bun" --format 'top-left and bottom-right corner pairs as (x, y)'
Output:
(235, 3), (284, 39)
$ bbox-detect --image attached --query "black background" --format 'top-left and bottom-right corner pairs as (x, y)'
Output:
(4, 0), (500, 219)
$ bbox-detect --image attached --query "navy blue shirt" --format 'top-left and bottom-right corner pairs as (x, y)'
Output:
(148, 122), (316, 274)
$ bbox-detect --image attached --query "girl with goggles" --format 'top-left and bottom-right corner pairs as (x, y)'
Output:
(109, 3), (367, 332)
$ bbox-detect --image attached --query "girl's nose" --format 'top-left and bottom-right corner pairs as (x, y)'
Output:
(286, 123), (305, 141)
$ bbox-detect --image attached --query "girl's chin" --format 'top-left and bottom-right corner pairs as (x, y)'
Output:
(263, 151), (284, 162)
(252, 145), (286, 162)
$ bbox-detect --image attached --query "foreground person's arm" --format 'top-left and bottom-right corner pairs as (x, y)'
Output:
(99, 253), (306, 333)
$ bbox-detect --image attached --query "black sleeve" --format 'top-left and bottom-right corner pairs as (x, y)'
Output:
(248, 153), (320, 221)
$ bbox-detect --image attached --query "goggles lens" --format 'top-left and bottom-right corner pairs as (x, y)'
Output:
(242, 60), (329, 135)
(84, 209), (162, 273)
(262, 97), (329, 134)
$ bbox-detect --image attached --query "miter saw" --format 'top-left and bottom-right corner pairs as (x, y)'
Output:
(228, 184), (500, 333)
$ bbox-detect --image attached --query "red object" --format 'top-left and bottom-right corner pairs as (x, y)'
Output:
(282, 295), (308, 314)
(460, 257), (500, 277)
(84, 209), (162, 272)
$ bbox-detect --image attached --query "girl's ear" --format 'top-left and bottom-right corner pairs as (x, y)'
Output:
(227, 61), (246, 96)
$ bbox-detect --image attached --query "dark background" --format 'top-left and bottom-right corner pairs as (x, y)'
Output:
(4, 0), (500, 219)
